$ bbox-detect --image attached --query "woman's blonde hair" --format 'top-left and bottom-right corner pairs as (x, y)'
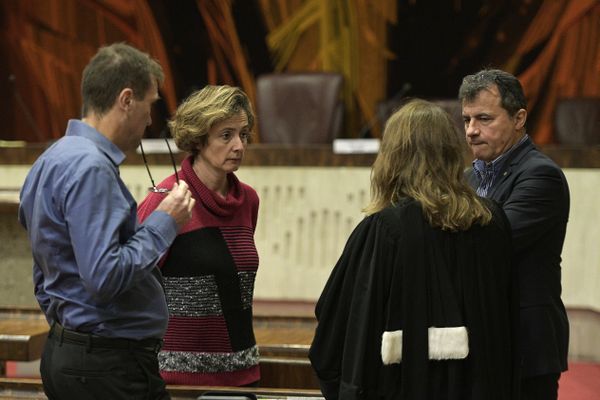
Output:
(364, 99), (492, 231)
(169, 85), (255, 155)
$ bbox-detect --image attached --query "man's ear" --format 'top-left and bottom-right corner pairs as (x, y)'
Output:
(514, 108), (527, 130)
(117, 88), (134, 111)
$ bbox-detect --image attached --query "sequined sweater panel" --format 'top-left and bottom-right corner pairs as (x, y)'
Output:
(137, 156), (260, 386)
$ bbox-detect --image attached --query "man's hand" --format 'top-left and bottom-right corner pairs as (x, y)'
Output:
(155, 181), (195, 228)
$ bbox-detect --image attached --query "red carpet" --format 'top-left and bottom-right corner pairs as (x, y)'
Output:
(559, 362), (600, 400)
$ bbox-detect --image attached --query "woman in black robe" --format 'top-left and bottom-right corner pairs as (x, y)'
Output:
(309, 99), (518, 400)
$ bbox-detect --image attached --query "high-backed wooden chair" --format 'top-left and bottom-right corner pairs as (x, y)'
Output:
(256, 73), (344, 144)
(555, 97), (600, 145)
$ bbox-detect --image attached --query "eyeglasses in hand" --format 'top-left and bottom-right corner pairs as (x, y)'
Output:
(139, 138), (180, 193)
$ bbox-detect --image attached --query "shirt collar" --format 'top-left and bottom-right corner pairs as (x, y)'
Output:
(65, 119), (126, 166)
(473, 134), (528, 178)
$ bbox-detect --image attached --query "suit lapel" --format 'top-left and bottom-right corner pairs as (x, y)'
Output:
(487, 136), (535, 199)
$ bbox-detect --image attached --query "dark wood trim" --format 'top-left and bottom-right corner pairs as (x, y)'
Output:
(0, 378), (47, 399)
(2, 143), (599, 168)
(0, 307), (45, 320)
(0, 309), (48, 362)
(565, 306), (600, 316)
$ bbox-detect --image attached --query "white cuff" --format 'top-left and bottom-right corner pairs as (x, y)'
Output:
(381, 326), (469, 365)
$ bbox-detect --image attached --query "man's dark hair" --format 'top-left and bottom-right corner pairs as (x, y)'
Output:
(458, 69), (527, 116)
(81, 42), (164, 116)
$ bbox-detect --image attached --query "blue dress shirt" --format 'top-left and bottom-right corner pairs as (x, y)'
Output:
(19, 120), (178, 339)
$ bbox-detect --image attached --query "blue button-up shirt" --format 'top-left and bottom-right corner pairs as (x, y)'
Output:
(19, 120), (177, 339)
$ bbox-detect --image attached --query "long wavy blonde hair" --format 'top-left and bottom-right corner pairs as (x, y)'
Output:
(364, 99), (491, 231)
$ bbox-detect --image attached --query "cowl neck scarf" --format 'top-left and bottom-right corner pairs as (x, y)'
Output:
(181, 155), (245, 217)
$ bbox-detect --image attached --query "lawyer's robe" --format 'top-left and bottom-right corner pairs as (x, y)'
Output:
(309, 198), (518, 400)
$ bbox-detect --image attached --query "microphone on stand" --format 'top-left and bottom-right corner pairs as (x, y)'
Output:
(8, 74), (45, 141)
(359, 82), (412, 138)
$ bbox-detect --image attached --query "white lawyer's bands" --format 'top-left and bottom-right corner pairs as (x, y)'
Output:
(381, 326), (469, 365)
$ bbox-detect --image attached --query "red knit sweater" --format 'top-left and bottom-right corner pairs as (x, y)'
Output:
(138, 155), (260, 386)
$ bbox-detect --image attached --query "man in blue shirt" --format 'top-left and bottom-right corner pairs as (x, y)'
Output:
(19, 43), (195, 400)
(460, 69), (570, 400)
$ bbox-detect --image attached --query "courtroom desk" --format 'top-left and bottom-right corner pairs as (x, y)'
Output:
(0, 308), (48, 376)
(0, 378), (324, 399)
(254, 299), (316, 358)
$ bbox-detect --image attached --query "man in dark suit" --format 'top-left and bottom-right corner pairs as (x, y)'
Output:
(459, 69), (570, 400)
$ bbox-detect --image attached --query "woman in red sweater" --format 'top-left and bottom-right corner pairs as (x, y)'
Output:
(138, 85), (260, 386)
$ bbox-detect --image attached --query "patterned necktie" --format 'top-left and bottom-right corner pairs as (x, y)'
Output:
(476, 164), (495, 197)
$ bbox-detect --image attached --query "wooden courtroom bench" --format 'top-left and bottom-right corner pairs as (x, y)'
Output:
(0, 301), (320, 390)
(253, 300), (319, 389)
(0, 378), (324, 399)
(0, 377), (46, 400)
(0, 308), (48, 376)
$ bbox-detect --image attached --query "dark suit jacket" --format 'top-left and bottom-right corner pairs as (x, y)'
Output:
(467, 136), (570, 378)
